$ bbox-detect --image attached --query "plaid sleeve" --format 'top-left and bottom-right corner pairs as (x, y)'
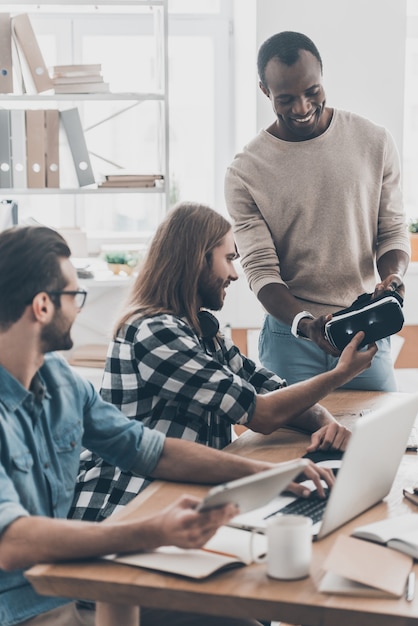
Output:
(219, 333), (287, 393)
(101, 315), (258, 427)
(68, 449), (153, 522)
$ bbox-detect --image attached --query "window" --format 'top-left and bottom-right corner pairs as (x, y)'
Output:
(6, 1), (234, 253)
(168, 1), (233, 215)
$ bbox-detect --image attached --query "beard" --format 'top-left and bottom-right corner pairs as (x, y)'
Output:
(40, 311), (73, 353)
(197, 267), (226, 311)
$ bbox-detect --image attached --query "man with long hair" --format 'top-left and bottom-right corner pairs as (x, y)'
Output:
(0, 224), (336, 626)
(70, 201), (376, 523)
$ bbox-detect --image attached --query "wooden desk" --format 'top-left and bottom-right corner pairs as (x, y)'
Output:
(26, 391), (418, 626)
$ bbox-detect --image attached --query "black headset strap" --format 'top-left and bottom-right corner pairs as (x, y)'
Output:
(198, 310), (219, 340)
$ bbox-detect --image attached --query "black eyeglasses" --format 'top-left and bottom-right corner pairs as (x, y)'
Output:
(46, 288), (88, 309)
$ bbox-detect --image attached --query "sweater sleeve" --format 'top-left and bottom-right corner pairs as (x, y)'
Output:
(225, 167), (286, 296)
(376, 129), (411, 260)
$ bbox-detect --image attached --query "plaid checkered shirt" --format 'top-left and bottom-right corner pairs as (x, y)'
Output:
(69, 314), (285, 521)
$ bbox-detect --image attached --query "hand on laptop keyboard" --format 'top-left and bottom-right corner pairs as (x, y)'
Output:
(264, 463), (341, 525)
(285, 460), (336, 499)
(264, 488), (330, 524)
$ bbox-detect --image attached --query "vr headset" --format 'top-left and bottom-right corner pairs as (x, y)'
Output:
(324, 291), (404, 351)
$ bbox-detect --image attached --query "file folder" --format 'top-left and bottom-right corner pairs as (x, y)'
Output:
(45, 109), (59, 188)
(10, 109), (27, 188)
(0, 13), (13, 93)
(12, 13), (53, 93)
(26, 109), (45, 188)
(60, 108), (95, 187)
(0, 109), (12, 188)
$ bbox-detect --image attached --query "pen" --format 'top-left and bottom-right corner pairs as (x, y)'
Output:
(406, 572), (415, 602)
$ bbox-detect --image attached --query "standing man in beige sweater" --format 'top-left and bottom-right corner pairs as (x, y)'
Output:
(225, 31), (410, 391)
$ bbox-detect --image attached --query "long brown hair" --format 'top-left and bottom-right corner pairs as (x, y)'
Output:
(114, 201), (232, 336)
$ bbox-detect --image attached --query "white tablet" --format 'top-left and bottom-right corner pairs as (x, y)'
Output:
(197, 458), (309, 513)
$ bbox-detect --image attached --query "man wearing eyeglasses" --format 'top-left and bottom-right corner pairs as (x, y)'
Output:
(38, 287), (87, 351)
(0, 224), (335, 626)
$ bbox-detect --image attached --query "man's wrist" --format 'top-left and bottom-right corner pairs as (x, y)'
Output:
(291, 311), (314, 339)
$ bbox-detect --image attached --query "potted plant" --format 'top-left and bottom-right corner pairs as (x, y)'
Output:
(103, 251), (139, 275)
(408, 219), (418, 262)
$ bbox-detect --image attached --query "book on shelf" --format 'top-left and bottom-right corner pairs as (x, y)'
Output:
(352, 513), (418, 559)
(318, 534), (413, 598)
(105, 173), (164, 182)
(98, 181), (157, 188)
(12, 13), (53, 94)
(54, 82), (109, 94)
(52, 74), (104, 85)
(105, 526), (267, 579)
(0, 13), (14, 94)
(52, 63), (102, 77)
(51, 63), (106, 93)
(99, 173), (164, 187)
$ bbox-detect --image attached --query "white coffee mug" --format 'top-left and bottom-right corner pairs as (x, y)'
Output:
(251, 515), (312, 580)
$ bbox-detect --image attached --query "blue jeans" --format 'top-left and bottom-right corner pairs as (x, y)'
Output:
(259, 315), (397, 391)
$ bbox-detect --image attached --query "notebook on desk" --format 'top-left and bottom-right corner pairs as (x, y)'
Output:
(229, 393), (418, 540)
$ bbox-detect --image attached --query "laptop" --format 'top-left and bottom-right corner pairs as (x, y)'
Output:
(229, 393), (418, 540)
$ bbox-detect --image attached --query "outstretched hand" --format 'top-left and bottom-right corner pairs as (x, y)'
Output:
(335, 331), (378, 382)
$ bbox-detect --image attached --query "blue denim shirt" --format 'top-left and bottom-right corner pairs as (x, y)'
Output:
(0, 352), (165, 626)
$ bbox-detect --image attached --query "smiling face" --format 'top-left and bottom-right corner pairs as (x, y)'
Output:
(261, 49), (330, 142)
(197, 229), (239, 311)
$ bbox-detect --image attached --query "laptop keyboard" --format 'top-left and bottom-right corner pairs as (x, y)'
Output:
(264, 490), (330, 524)
(262, 465), (339, 524)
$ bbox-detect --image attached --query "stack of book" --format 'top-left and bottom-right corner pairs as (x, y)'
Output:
(98, 173), (164, 188)
(51, 64), (109, 94)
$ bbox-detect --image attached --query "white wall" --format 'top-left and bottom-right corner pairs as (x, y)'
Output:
(255, 0), (407, 155)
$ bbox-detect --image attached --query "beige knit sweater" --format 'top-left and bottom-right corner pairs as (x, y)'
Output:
(225, 109), (410, 317)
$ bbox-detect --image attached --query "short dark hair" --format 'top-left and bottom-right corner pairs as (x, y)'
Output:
(257, 31), (323, 89)
(0, 225), (71, 328)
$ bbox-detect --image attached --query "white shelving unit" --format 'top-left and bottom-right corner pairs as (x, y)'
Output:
(0, 1), (170, 213)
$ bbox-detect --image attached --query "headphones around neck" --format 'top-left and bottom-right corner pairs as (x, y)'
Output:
(198, 310), (219, 340)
